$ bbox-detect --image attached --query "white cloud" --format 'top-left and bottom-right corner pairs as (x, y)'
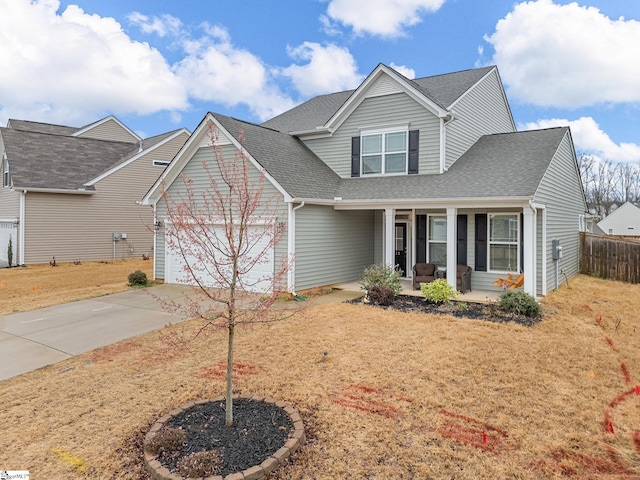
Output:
(325, 0), (446, 37)
(280, 42), (363, 96)
(0, 0), (188, 127)
(127, 11), (182, 38)
(486, 0), (640, 108)
(389, 63), (415, 79)
(173, 24), (296, 121)
(521, 117), (640, 163)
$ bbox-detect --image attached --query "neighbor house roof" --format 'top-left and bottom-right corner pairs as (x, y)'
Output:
(1, 127), (138, 191)
(262, 65), (496, 134)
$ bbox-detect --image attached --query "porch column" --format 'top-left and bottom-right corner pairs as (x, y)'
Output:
(446, 207), (457, 290)
(384, 208), (395, 268)
(523, 205), (536, 297)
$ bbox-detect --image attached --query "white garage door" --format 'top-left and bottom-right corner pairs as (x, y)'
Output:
(165, 225), (274, 293)
(0, 220), (18, 265)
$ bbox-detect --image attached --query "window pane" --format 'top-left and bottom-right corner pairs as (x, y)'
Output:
(428, 216), (447, 241)
(429, 243), (447, 266)
(362, 155), (381, 174)
(385, 153), (406, 173)
(489, 244), (518, 271)
(385, 131), (406, 152)
(490, 215), (518, 242)
(362, 134), (382, 155)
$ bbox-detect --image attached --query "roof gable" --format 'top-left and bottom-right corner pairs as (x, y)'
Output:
(597, 202), (640, 235)
(73, 116), (140, 143)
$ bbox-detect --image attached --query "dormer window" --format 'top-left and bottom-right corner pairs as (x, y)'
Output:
(361, 129), (407, 175)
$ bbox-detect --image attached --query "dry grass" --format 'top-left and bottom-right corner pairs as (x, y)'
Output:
(1, 271), (639, 479)
(0, 258), (154, 315)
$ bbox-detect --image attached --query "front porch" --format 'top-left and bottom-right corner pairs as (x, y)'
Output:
(335, 280), (502, 303)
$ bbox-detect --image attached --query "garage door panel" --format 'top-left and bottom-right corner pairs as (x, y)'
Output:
(166, 225), (274, 293)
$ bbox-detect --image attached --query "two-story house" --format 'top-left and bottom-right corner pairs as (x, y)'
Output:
(142, 64), (588, 297)
(0, 116), (190, 265)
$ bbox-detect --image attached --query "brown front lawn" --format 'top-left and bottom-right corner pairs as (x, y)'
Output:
(0, 268), (639, 479)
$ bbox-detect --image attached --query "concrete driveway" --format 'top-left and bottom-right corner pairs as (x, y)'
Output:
(0, 284), (195, 381)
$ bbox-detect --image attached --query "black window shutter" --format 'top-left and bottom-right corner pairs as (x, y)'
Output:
(416, 214), (427, 263)
(475, 214), (487, 272)
(351, 136), (360, 177)
(457, 214), (468, 266)
(408, 130), (419, 174)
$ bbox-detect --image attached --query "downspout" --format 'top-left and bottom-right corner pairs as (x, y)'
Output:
(19, 190), (26, 265)
(439, 113), (455, 173)
(287, 201), (305, 294)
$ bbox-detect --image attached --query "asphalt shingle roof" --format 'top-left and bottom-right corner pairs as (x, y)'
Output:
(1, 128), (139, 190)
(213, 114), (342, 200)
(336, 128), (569, 201)
(261, 66), (496, 134)
(7, 119), (79, 136)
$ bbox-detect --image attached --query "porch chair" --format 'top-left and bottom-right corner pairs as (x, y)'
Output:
(455, 264), (472, 293)
(412, 263), (437, 290)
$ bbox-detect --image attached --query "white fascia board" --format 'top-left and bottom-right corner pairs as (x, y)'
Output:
(142, 114), (292, 205)
(11, 187), (94, 195)
(332, 197), (532, 210)
(85, 128), (190, 187)
(324, 64), (449, 133)
(72, 115), (141, 142)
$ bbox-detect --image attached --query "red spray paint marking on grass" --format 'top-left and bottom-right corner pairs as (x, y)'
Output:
(333, 385), (413, 418)
(636, 385), (640, 395)
(605, 337), (618, 352)
(609, 422), (615, 434)
(437, 410), (512, 454)
(632, 432), (640, 453)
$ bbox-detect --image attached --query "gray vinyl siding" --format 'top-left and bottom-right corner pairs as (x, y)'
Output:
(445, 70), (515, 169)
(294, 205), (374, 291)
(302, 92), (441, 177)
(22, 150), (162, 264)
(533, 133), (587, 291)
(76, 118), (138, 143)
(154, 145), (288, 281)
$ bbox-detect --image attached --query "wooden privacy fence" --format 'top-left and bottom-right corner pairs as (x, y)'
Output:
(581, 232), (640, 283)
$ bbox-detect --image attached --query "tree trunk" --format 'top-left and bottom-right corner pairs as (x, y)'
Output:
(225, 321), (235, 427)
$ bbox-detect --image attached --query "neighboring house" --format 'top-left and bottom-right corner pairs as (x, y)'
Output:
(597, 202), (640, 236)
(0, 116), (190, 265)
(143, 64), (588, 297)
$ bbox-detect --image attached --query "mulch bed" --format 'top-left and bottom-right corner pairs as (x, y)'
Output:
(348, 295), (541, 327)
(157, 398), (292, 477)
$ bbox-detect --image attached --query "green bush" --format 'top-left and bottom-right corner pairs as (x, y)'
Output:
(128, 269), (148, 286)
(368, 285), (396, 306)
(360, 263), (403, 297)
(7, 235), (13, 267)
(498, 289), (541, 318)
(420, 279), (459, 304)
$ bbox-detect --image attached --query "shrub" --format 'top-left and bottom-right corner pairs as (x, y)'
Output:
(177, 450), (222, 478)
(420, 279), (459, 304)
(498, 289), (541, 318)
(145, 427), (186, 456)
(7, 235), (13, 267)
(368, 285), (396, 306)
(128, 270), (148, 286)
(360, 263), (403, 297)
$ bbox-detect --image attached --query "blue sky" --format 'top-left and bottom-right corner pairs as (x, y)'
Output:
(1, 0), (639, 164)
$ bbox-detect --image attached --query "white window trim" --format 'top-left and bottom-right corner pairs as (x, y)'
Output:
(360, 126), (409, 177)
(2, 158), (9, 187)
(488, 213), (520, 273)
(427, 214), (447, 267)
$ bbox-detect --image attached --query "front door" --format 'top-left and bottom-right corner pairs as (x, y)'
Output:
(394, 223), (407, 276)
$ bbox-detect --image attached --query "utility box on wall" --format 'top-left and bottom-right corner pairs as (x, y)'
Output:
(551, 239), (562, 260)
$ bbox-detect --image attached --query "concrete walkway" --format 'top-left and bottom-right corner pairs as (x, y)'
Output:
(0, 284), (194, 381)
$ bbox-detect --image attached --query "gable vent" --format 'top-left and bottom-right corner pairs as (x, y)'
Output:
(366, 76), (402, 98)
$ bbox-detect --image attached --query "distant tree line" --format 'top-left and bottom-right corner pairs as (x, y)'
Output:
(577, 153), (640, 218)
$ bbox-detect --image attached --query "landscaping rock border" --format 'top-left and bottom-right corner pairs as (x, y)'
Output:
(143, 394), (305, 480)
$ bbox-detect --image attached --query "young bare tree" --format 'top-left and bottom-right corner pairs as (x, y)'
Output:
(157, 126), (294, 426)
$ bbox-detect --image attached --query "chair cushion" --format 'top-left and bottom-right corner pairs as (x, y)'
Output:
(415, 263), (436, 276)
